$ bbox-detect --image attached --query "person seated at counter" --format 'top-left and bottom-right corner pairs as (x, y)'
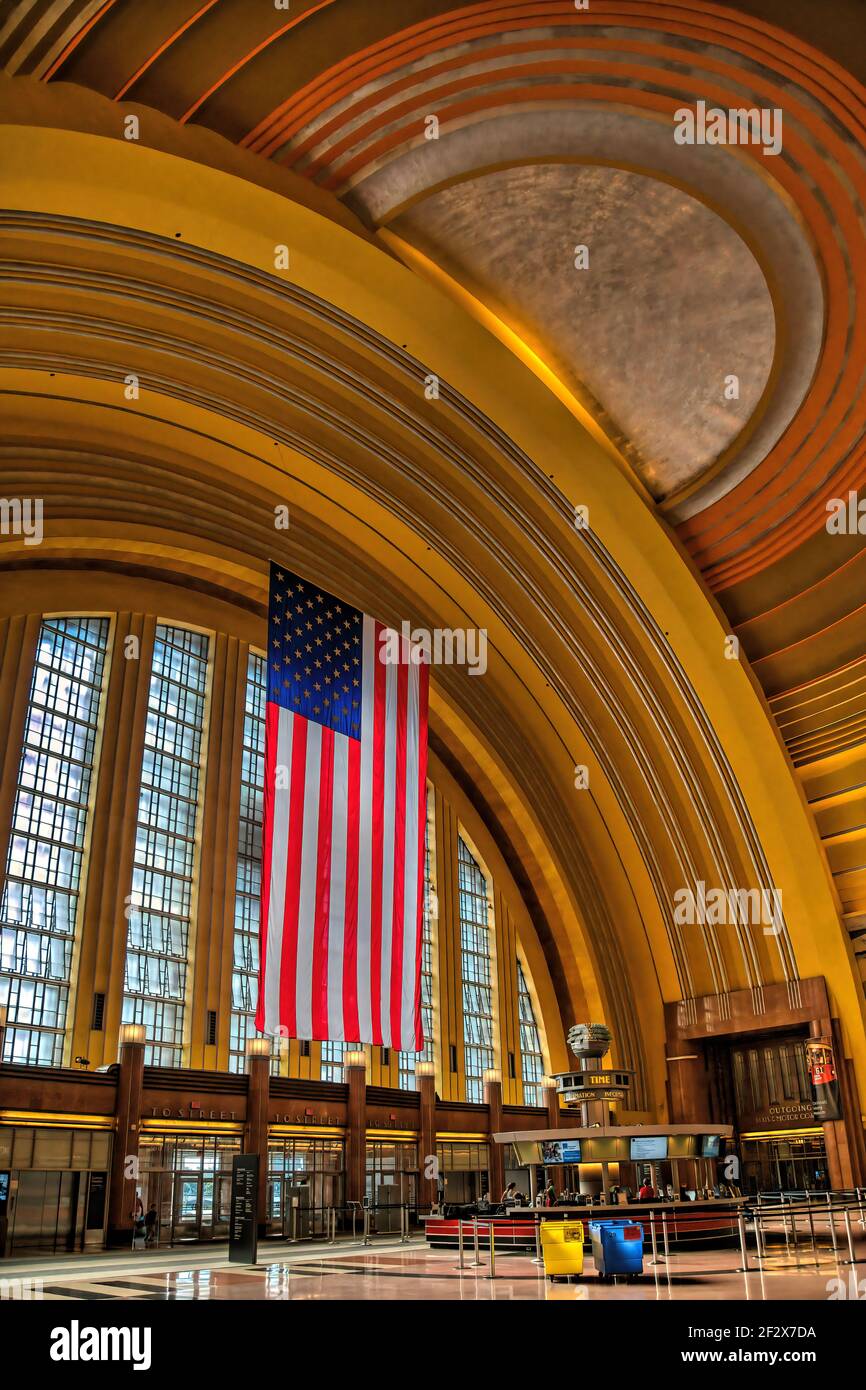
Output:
(637, 1180), (655, 1201)
(477, 1192), (491, 1213)
(501, 1181), (517, 1204)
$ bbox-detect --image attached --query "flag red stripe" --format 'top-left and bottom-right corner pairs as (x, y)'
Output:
(342, 735), (361, 1041)
(389, 658), (409, 1050)
(311, 725), (335, 1039)
(280, 714), (308, 1038)
(255, 700), (280, 1032)
(369, 626), (387, 1045)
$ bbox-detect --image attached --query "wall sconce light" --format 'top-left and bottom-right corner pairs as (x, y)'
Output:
(343, 1049), (367, 1069)
(415, 1060), (436, 1078)
(482, 1067), (502, 1085)
(247, 1038), (271, 1058)
(541, 1075), (557, 1090)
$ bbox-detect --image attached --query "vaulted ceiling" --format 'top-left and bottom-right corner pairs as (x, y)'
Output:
(1, 0), (865, 978)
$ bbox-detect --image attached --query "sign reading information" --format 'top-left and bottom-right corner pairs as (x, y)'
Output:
(229, 1154), (259, 1265)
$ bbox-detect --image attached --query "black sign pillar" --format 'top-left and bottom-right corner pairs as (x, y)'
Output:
(229, 1154), (259, 1264)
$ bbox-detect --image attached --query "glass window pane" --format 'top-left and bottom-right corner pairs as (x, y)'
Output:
(122, 627), (209, 1067)
(458, 837), (495, 1103)
(229, 654), (275, 1073)
(0, 618), (109, 1065)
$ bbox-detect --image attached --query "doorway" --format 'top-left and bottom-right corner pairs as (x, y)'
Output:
(137, 1131), (241, 1247)
(168, 1171), (233, 1243)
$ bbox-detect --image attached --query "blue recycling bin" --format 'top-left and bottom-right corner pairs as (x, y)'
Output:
(588, 1218), (644, 1281)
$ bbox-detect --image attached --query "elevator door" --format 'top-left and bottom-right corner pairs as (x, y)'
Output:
(9, 1171), (81, 1253)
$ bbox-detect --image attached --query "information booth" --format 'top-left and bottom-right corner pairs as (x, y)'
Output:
(423, 1123), (738, 1251)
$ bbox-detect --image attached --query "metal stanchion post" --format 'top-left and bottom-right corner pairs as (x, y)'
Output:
(455, 1219), (465, 1270)
(828, 1200), (839, 1257)
(661, 1210), (671, 1264)
(472, 1216), (482, 1268)
(489, 1224), (496, 1279)
(363, 1207), (371, 1247)
(532, 1216), (543, 1267)
(753, 1209), (765, 1264)
(736, 1211), (750, 1273)
(806, 1205), (817, 1264)
(327, 1207), (335, 1245)
(857, 1188), (866, 1230)
(790, 1205), (799, 1264)
(843, 1207), (857, 1266)
(649, 1213), (663, 1266)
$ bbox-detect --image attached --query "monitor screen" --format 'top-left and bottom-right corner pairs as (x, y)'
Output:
(701, 1135), (721, 1159)
(629, 1136), (668, 1160)
(541, 1139), (582, 1165)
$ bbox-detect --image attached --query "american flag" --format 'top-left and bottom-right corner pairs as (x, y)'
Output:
(255, 563), (429, 1049)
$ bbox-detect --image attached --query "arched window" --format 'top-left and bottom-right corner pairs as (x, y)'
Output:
(517, 958), (545, 1105)
(458, 835), (495, 1102)
(229, 652), (266, 1073)
(121, 625), (209, 1065)
(0, 617), (109, 1064)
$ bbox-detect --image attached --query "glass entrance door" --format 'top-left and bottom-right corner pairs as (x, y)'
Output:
(172, 1175), (202, 1242)
(169, 1172), (233, 1242)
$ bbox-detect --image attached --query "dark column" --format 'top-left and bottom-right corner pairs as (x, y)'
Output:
(246, 1040), (271, 1236)
(0, 1003), (6, 1061)
(108, 1024), (145, 1247)
(345, 1051), (367, 1204)
(484, 1072), (505, 1199)
(812, 1018), (860, 1190)
(417, 1064), (437, 1208)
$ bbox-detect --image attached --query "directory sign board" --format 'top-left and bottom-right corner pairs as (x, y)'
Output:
(229, 1154), (259, 1264)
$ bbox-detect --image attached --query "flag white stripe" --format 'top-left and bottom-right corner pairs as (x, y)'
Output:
(264, 707), (294, 1035)
(355, 616), (376, 1042)
(327, 732), (350, 1040)
(294, 722), (321, 1041)
(400, 661), (421, 1048)
(379, 654), (397, 1044)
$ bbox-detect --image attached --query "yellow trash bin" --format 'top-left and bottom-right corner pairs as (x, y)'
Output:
(540, 1219), (585, 1281)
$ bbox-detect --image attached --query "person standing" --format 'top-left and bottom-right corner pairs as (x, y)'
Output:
(144, 1202), (159, 1248)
